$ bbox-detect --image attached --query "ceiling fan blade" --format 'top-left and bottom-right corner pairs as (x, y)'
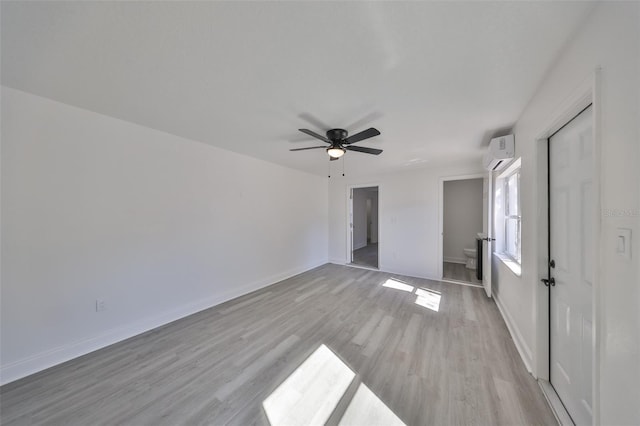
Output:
(298, 129), (331, 144)
(298, 113), (331, 132)
(290, 146), (328, 151)
(343, 127), (380, 145)
(345, 112), (383, 132)
(346, 145), (383, 155)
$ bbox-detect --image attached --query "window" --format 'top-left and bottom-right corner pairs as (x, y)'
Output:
(503, 169), (521, 263)
(495, 159), (521, 269)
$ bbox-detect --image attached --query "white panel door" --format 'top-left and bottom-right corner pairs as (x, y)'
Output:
(481, 172), (493, 297)
(549, 105), (593, 425)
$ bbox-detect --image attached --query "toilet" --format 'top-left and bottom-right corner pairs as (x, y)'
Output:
(463, 248), (477, 270)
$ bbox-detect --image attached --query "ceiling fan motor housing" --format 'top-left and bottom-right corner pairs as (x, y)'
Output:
(326, 128), (348, 142)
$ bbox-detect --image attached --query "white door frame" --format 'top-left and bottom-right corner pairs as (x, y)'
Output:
(437, 174), (484, 280)
(534, 69), (601, 425)
(346, 183), (380, 268)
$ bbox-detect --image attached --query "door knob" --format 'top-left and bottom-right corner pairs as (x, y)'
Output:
(541, 277), (556, 287)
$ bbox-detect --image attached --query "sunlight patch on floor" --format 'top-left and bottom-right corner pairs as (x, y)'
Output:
(263, 343), (406, 426)
(338, 383), (406, 426)
(414, 288), (441, 312)
(382, 277), (442, 312)
(262, 344), (355, 426)
(382, 278), (414, 292)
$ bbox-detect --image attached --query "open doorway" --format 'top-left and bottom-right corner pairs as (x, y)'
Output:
(441, 177), (483, 285)
(349, 186), (379, 269)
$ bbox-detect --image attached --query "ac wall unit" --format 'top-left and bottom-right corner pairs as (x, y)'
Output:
(483, 135), (515, 171)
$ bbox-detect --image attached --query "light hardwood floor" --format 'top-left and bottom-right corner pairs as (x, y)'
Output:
(0, 264), (555, 425)
(351, 243), (378, 269)
(443, 261), (482, 285)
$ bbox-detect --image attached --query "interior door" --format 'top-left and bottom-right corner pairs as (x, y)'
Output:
(366, 199), (372, 244)
(549, 105), (593, 426)
(481, 172), (493, 297)
(349, 188), (354, 263)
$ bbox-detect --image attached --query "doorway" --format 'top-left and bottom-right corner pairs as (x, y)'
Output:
(547, 104), (594, 425)
(441, 178), (483, 285)
(349, 186), (379, 269)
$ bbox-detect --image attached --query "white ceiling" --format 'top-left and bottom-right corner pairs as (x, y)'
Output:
(1, 1), (595, 177)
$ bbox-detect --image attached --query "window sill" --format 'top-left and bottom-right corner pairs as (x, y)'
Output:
(494, 252), (522, 277)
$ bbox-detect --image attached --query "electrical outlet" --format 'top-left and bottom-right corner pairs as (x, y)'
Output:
(96, 299), (107, 312)
(616, 228), (632, 260)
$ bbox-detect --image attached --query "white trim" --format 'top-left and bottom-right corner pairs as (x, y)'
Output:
(495, 158), (522, 266)
(0, 259), (327, 385)
(439, 278), (484, 289)
(339, 262), (379, 272)
(591, 69), (602, 426)
(539, 380), (575, 426)
(443, 257), (467, 264)
(497, 157), (522, 179)
(534, 68), (601, 424)
(494, 291), (534, 373)
(333, 261), (484, 289)
(494, 252), (522, 277)
(535, 134), (551, 381)
(438, 173), (484, 280)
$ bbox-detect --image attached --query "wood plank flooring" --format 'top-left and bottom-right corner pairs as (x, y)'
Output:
(350, 243), (378, 269)
(0, 264), (555, 425)
(443, 261), (482, 285)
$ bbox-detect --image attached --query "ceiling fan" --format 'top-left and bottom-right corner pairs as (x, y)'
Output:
(290, 128), (382, 160)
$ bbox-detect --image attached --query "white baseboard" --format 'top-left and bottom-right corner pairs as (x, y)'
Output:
(439, 278), (483, 288)
(493, 292), (534, 373)
(330, 261), (483, 292)
(443, 257), (467, 264)
(369, 265), (443, 284)
(539, 380), (573, 426)
(0, 259), (327, 386)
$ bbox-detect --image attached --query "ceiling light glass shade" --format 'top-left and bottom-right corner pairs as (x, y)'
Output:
(327, 147), (345, 158)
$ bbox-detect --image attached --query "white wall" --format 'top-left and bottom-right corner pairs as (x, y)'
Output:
(329, 163), (484, 279)
(491, 3), (640, 424)
(443, 178), (483, 263)
(0, 87), (329, 384)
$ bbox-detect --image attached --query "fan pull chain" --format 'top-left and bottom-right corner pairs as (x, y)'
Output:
(328, 159), (331, 179)
(342, 155), (345, 177)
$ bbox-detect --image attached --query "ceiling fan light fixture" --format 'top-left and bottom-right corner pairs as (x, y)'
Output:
(327, 147), (345, 158)
(293, 127), (382, 159)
